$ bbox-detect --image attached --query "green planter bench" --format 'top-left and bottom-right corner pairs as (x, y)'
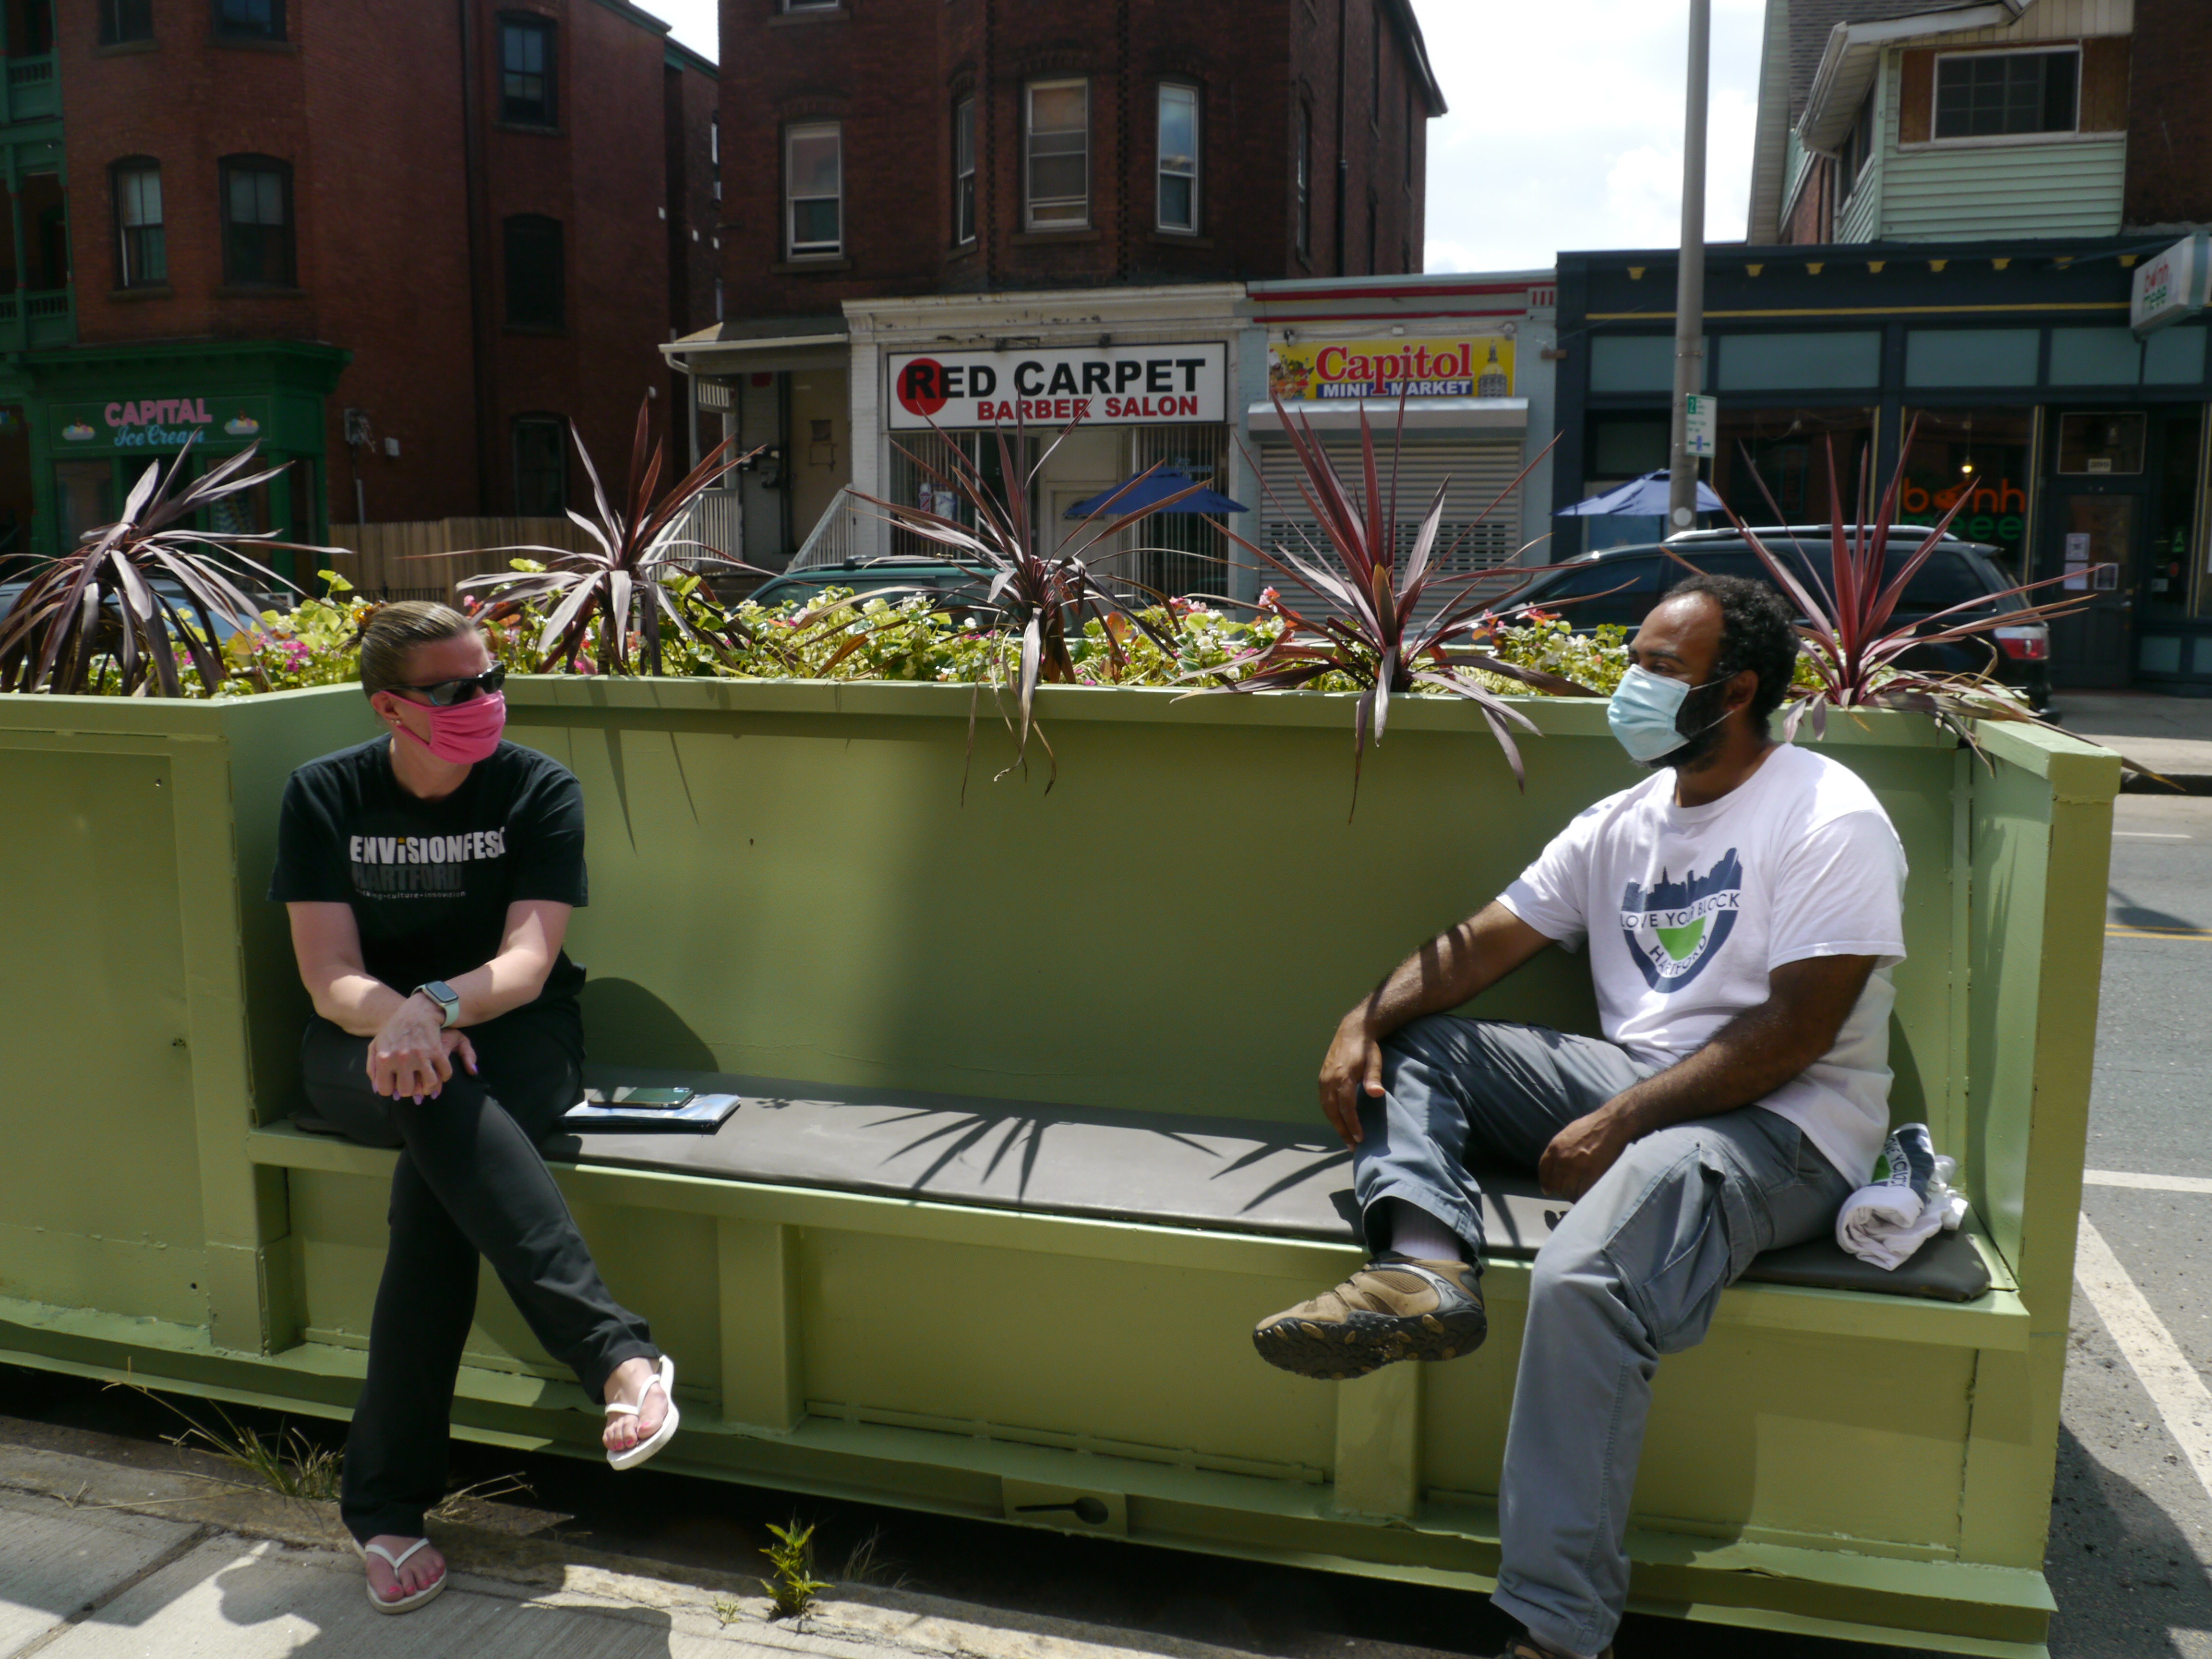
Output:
(0, 678), (2117, 1657)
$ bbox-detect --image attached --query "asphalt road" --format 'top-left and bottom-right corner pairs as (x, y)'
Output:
(2050, 789), (2212, 1659)
(4, 796), (2209, 1659)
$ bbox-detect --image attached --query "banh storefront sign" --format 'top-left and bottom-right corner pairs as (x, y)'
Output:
(1266, 337), (1513, 402)
(887, 343), (1227, 430)
(55, 396), (270, 453)
(2131, 232), (2211, 337)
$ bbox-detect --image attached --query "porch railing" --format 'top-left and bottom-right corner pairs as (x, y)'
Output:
(2, 54), (57, 124)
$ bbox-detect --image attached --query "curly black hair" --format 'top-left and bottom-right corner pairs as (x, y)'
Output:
(1660, 572), (1800, 726)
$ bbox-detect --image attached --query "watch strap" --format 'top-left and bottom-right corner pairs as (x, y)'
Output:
(413, 981), (460, 1028)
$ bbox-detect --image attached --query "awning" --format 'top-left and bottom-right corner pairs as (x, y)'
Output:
(1064, 470), (1249, 518)
(660, 316), (849, 377)
(1557, 470), (1724, 517)
(1247, 397), (1527, 434)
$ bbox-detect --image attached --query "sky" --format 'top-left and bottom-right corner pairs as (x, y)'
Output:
(637, 0), (1768, 275)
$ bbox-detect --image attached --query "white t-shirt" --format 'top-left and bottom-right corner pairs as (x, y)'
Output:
(1498, 743), (1907, 1182)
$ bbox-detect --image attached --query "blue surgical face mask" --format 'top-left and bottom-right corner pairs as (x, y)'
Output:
(1607, 665), (1727, 766)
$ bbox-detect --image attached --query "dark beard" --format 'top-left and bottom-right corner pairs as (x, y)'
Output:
(1640, 679), (1733, 772)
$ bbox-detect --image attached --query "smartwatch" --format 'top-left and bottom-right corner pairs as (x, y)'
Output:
(413, 980), (461, 1028)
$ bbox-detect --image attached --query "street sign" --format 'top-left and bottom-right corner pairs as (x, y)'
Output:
(1683, 394), (1718, 458)
(2131, 232), (2211, 337)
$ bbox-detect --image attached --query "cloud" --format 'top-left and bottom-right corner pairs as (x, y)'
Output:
(1413, 0), (1766, 273)
(632, 0), (715, 57)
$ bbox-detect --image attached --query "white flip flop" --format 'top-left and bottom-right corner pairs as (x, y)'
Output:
(605, 1354), (680, 1471)
(360, 1536), (446, 1614)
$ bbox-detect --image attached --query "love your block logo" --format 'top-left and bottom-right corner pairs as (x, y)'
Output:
(1618, 848), (1743, 992)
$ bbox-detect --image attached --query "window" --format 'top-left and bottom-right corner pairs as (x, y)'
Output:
(499, 17), (555, 126)
(781, 0), (840, 9)
(1156, 84), (1198, 233)
(112, 159), (165, 288)
(1294, 103), (1311, 258)
(785, 121), (842, 256)
(503, 214), (564, 327)
(513, 417), (567, 516)
(98, 0), (153, 46)
(953, 95), (976, 244)
(219, 156), (293, 286)
(213, 0), (283, 40)
(1025, 79), (1088, 229)
(1840, 90), (1875, 187)
(18, 0), (52, 51)
(1934, 49), (2078, 140)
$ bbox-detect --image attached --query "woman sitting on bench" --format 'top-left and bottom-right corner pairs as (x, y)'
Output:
(270, 601), (676, 1615)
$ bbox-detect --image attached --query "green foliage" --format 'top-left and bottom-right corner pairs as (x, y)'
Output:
(58, 573), (1650, 708)
(108, 1379), (342, 1502)
(759, 1518), (832, 1619)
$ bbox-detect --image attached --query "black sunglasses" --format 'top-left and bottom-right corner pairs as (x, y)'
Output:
(397, 663), (506, 707)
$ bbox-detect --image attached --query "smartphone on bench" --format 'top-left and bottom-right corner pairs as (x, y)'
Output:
(583, 1086), (696, 1109)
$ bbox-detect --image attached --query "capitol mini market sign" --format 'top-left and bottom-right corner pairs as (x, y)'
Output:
(888, 343), (1226, 430)
(1267, 337), (1514, 402)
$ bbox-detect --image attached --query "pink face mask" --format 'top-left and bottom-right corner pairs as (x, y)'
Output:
(394, 691), (506, 765)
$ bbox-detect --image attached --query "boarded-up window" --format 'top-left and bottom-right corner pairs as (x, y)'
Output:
(2080, 37), (2129, 133)
(1899, 50), (1934, 145)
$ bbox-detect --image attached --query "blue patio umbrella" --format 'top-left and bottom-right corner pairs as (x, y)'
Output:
(1064, 469), (1250, 518)
(1555, 469), (1724, 517)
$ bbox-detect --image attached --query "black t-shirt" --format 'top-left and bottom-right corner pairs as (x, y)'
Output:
(268, 737), (588, 1010)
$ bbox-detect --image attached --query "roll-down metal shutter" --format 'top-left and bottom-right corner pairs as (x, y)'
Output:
(1255, 438), (1528, 611)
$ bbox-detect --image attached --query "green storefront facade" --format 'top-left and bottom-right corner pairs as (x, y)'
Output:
(0, 337), (348, 577)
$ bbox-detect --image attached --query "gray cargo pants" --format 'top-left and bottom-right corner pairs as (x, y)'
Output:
(1351, 1015), (1853, 1659)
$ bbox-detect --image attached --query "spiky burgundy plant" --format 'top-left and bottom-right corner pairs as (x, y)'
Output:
(1723, 428), (2092, 753)
(1198, 398), (1584, 810)
(851, 418), (1205, 789)
(0, 436), (334, 696)
(458, 399), (769, 675)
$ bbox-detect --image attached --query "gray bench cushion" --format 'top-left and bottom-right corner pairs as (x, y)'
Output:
(526, 1066), (1991, 1303)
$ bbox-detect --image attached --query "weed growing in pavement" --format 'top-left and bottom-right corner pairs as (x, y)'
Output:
(710, 1597), (746, 1628)
(760, 1518), (833, 1619)
(427, 1470), (538, 1523)
(837, 1526), (914, 1592)
(107, 1380), (342, 1502)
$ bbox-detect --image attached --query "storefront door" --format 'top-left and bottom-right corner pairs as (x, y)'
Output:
(2043, 490), (2139, 686)
(2043, 412), (2153, 690)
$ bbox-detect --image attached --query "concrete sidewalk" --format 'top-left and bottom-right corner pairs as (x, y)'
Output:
(2048, 690), (2212, 789)
(0, 1427), (1305, 1659)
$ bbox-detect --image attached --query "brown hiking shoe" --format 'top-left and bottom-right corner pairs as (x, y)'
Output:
(1251, 1253), (1486, 1379)
(1494, 1642), (1612, 1659)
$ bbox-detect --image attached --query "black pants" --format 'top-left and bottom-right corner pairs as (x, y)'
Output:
(300, 1004), (658, 1543)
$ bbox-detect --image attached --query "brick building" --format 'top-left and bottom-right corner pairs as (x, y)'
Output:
(667, 0), (1444, 568)
(0, 0), (718, 566)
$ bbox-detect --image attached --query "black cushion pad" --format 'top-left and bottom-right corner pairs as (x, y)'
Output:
(513, 1066), (1984, 1302)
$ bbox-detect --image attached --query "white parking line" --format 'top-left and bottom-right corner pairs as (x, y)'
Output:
(2115, 831), (2193, 839)
(2074, 1214), (2212, 1505)
(2084, 1169), (2212, 1194)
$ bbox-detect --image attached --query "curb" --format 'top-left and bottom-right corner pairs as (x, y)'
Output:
(0, 1417), (1370, 1659)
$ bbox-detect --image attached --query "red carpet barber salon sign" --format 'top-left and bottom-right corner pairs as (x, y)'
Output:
(889, 343), (1227, 429)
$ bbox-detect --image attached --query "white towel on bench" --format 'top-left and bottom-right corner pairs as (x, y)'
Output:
(1835, 1122), (1968, 1271)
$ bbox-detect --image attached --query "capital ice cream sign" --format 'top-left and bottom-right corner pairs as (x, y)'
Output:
(59, 396), (264, 449)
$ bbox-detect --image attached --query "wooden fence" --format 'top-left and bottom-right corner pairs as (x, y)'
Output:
(321, 517), (596, 604)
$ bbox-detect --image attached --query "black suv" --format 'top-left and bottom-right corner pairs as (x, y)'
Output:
(1512, 527), (2050, 710)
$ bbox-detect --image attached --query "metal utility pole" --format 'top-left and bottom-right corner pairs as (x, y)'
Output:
(1667, 0), (1711, 532)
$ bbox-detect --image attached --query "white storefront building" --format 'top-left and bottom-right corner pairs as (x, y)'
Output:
(663, 271), (1558, 608)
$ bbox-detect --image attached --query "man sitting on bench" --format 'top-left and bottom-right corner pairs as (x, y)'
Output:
(1252, 574), (1905, 1659)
